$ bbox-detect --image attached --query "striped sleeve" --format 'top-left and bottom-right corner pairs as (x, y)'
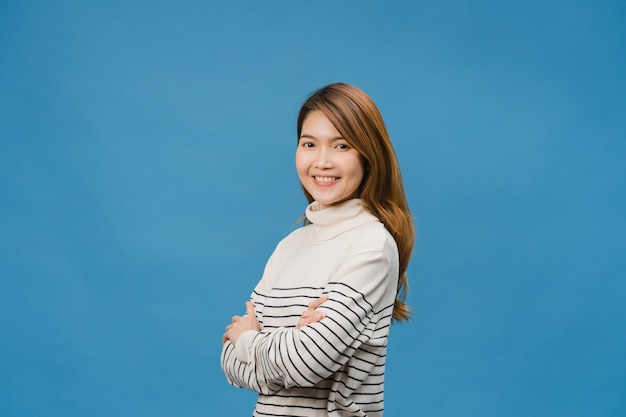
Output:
(220, 339), (283, 395)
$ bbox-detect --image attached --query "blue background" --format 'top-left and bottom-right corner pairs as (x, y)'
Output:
(1, 1), (625, 416)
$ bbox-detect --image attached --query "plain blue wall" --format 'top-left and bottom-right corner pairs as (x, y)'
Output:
(1, 1), (624, 416)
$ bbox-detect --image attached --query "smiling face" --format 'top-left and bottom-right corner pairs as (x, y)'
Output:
(296, 111), (364, 209)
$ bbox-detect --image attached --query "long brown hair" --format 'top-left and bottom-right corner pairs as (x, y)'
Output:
(297, 82), (415, 322)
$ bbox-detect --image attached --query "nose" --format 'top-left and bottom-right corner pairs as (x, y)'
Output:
(313, 147), (333, 169)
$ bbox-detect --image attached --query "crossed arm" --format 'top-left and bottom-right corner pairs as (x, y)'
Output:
(221, 247), (396, 394)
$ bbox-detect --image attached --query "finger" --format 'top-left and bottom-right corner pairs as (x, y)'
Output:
(245, 301), (255, 317)
(296, 311), (326, 330)
(303, 311), (326, 323)
(314, 311), (326, 321)
(308, 295), (329, 310)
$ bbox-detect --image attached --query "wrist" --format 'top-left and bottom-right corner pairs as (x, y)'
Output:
(234, 330), (258, 363)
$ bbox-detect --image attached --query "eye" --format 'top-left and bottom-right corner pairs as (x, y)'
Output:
(299, 141), (314, 148)
(335, 143), (350, 150)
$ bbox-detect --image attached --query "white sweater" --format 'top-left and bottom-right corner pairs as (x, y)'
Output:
(220, 199), (399, 417)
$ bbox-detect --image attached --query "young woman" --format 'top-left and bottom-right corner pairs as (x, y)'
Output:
(221, 82), (415, 417)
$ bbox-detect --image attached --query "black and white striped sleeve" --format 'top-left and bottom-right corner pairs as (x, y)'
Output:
(220, 338), (284, 395)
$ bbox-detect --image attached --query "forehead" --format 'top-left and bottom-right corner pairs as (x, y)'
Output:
(300, 111), (342, 138)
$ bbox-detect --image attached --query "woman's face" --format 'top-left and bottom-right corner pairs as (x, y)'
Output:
(296, 111), (364, 209)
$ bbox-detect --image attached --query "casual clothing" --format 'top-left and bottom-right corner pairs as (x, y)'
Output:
(221, 198), (399, 417)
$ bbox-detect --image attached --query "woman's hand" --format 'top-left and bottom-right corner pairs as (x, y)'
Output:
(296, 295), (329, 330)
(222, 301), (260, 346)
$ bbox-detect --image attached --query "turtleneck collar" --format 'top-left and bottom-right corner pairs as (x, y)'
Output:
(304, 198), (379, 241)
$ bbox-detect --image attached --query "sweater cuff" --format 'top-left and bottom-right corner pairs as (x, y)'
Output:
(234, 330), (258, 363)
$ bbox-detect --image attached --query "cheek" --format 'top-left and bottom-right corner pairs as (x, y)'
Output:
(348, 156), (365, 184)
(295, 151), (309, 176)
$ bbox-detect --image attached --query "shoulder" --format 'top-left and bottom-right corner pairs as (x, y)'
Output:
(350, 220), (399, 260)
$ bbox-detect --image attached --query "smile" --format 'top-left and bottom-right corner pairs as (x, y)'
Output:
(314, 176), (338, 183)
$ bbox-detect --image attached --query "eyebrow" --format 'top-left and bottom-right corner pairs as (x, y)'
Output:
(298, 134), (346, 141)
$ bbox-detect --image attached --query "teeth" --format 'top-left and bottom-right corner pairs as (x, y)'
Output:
(315, 176), (337, 183)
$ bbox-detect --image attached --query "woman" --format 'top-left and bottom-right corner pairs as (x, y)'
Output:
(221, 82), (415, 416)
